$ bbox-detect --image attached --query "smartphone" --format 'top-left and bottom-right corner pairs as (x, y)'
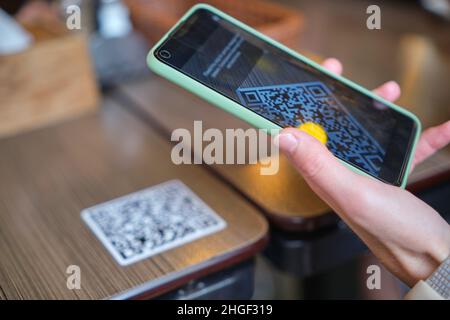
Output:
(147, 4), (421, 187)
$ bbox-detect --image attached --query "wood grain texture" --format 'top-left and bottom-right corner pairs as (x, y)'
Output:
(0, 33), (98, 138)
(0, 97), (267, 299)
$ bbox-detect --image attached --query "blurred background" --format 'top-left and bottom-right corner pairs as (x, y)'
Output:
(1, 0), (449, 138)
(0, 0), (449, 299)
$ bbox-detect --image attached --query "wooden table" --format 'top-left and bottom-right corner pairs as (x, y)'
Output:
(0, 97), (268, 299)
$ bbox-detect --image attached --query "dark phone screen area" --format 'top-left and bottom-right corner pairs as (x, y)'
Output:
(155, 9), (416, 185)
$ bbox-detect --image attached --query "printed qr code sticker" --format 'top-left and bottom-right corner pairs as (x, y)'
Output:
(81, 180), (227, 266)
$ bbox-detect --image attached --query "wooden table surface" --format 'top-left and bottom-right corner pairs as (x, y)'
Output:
(0, 97), (268, 299)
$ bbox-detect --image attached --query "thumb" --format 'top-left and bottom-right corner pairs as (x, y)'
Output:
(276, 127), (369, 211)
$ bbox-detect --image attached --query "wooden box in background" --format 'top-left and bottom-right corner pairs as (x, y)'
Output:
(124, 0), (304, 49)
(0, 25), (99, 138)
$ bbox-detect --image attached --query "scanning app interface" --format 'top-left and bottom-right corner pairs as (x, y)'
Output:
(162, 11), (405, 178)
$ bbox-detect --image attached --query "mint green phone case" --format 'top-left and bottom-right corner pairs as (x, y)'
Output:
(147, 3), (421, 188)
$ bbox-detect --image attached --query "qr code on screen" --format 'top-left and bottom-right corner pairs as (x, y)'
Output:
(81, 180), (226, 266)
(236, 81), (385, 175)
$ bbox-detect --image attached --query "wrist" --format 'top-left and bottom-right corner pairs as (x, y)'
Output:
(421, 227), (450, 281)
(404, 225), (450, 286)
(432, 226), (450, 266)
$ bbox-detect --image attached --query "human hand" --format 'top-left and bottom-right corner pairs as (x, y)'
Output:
(277, 58), (450, 286)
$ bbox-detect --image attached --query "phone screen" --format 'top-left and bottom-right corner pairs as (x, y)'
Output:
(154, 8), (418, 186)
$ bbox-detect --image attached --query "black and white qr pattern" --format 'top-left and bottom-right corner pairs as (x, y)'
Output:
(236, 81), (386, 175)
(82, 180), (226, 266)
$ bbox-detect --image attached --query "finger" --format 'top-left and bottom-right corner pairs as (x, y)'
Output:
(321, 58), (343, 75)
(372, 81), (401, 102)
(276, 128), (373, 213)
(321, 58), (401, 103)
(321, 58), (401, 102)
(412, 120), (450, 168)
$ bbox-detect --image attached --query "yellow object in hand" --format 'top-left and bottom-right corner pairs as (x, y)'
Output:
(297, 122), (328, 145)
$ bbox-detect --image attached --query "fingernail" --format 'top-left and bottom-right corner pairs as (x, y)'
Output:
(385, 81), (400, 94)
(277, 133), (299, 154)
(386, 80), (398, 87)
